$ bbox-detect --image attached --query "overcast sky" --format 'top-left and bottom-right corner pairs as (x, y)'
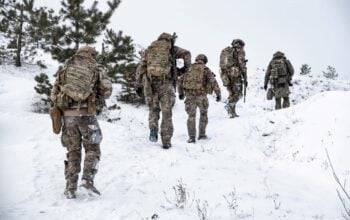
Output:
(37, 0), (350, 79)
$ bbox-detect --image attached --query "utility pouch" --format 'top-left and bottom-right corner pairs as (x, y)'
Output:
(267, 88), (274, 100)
(277, 77), (287, 85)
(49, 106), (62, 134)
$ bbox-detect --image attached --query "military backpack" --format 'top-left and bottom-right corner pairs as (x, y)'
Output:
(146, 40), (171, 77)
(183, 63), (205, 90)
(270, 58), (288, 84)
(219, 46), (235, 70)
(56, 55), (98, 110)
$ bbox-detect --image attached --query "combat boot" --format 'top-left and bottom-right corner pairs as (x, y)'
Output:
(162, 143), (172, 149)
(64, 189), (76, 199)
(187, 137), (196, 143)
(198, 134), (207, 140)
(149, 128), (158, 142)
(81, 179), (101, 195)
(230, 105), (239, 118)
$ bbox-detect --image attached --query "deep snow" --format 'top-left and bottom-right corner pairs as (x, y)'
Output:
(0, 63), (349, 220)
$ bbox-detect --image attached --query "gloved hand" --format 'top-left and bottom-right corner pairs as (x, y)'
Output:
(177, 67), (187, 75)
(263, 85), (267, 90)
(244, 80), (248, 87)
(136, 87), (143, 97)
(179, 94), (184, 100)
(288, 82), (293, 86)
(216, 95), (221, 102)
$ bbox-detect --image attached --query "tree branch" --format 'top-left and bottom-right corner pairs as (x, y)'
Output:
(326, 149), (350, 200)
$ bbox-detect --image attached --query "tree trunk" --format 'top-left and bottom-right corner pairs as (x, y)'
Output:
(15, 6), (24, 67)
(74, 1), (80, 50)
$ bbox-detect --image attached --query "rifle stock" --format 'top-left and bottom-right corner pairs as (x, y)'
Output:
(170, 33), (177, 91)
(243, 81), (247, 103)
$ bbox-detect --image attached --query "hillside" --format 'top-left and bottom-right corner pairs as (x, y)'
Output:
(0, 64), (350, 220)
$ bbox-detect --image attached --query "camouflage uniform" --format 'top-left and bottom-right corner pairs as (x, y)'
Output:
(178, 54), (221, 143)
(220, 39), (247, 118)
(51, 46), (112, 198)
(264, 51), (294, 110)
(137, 33), (191, 149)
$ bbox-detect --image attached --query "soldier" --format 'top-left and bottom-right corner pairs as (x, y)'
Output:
(219, 39), (248, 118)
(178, 54), (221, 143)
(264, 51), (294, 110)
(136, 32), (191, 149)
(50, 46), (112, 199)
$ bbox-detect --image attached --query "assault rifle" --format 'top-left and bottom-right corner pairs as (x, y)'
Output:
(243, 59), (248, 103)
(170, 32), (178, 91)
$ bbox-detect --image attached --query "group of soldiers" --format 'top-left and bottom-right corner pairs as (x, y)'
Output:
(135, 32), (294, 148)
(49, 32), (294, 199)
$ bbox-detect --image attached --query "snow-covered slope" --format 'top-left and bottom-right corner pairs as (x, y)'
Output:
(0, 64), (349, 220)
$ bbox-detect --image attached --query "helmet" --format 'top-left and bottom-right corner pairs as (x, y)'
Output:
(195, 54), (208, 64)
(157, 32), (172, 41)
(273, 51), (285, 59)
(76, 46), (97, 58)
(231, 39), (245, 48)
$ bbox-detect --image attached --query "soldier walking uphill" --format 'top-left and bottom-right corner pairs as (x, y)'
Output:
(177, 54), (221, 143)
(136, 32), (191, 149)
(50, 46), (112, 199)
(264, 51), (294, 110)
(219, 39), (248, 118)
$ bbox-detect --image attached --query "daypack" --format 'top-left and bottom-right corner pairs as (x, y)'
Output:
(219, 46), (235, 70)
(60, 55), (98, 102)
(183, 63), (205, 90)
(146, 40), (171, 76)
(270, 58), (288, 84)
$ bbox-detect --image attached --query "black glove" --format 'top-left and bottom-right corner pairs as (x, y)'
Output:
(288, 82), (293, 86)
(244, 80), (248, 87)
(216, 95), (221, 102)
(179, 94), (184, 100)
(263, 85), (267, 90)
(176, 67), (187, 75)
(136, 87), (143, 97)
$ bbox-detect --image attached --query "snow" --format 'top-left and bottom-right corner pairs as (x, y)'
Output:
(0, 63), (350, 220)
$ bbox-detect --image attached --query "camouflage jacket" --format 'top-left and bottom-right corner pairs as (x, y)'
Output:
(221, 46), (247, 80)
(264, 52), (294, 87)
(178, 65), (221, 97)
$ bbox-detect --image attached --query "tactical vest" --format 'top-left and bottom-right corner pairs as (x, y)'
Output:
(219, 46), (235, 70)
(146, 40), (171, 77)
(270, 58), (288, 84)
(183, 63), (205, 90)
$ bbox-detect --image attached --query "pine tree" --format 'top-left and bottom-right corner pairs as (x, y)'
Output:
(34, 73), (53, 110)
(0, 0), (34, 66)
(27, 7), (59, 49)
(49, 0), (120, 63)
(323, 66), (338, 79)
(300, 64), (311, 75)
(99, 29), (144, 105)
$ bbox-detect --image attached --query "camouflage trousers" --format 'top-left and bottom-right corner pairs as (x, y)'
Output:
(225, 76), (242, 115)
(272, 83), (290, 110)
(61, 115), (102, 191)
(275, 97), (290, 110)
(148, 83), (175, 144)
(185, 95), (209, 138)
(226, 77), (243, 104)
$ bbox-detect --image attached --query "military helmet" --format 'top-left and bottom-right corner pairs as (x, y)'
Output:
(76, 46), (97, 58)
(273, 51), (285, 59)
(157, 32), (172, 41)
(231, 39), (245, 48)
(195, 54), (208, 64)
